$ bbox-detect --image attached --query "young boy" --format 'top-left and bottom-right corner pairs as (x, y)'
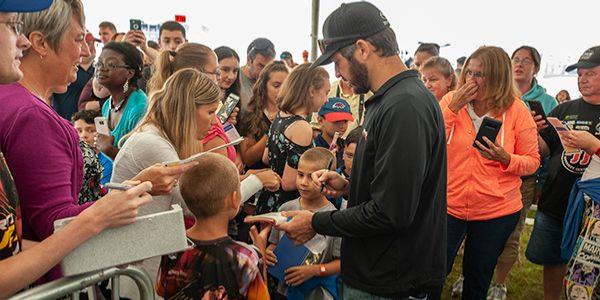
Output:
(268, 148), (341, 299)
(157, 153), (270, 299)
(72, 110), (113, 185)
(336, 126), (362, 210)
(314, 97), (353, 169)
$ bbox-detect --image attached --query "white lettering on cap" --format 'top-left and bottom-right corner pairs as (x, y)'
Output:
(380, 12), (389, 26)
(582, 49), (594, 60)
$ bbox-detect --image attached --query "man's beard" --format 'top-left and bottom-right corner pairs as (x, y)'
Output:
(348, 58), (370, 94)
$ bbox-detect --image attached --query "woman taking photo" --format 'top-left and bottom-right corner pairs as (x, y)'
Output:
(262, 63), (330, 213)
(487, 45), (558, 300)
(440, 46), (540, 299)
(239, 61), (289, 170)
(419, 56), (456, 101)
(95, 41), (147, 159)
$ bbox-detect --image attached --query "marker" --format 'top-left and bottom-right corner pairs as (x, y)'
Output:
(104, 182), (135, 191)
(321, 157), (334, 192)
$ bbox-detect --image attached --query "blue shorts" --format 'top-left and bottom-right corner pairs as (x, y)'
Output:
(525, 211), (568, 266)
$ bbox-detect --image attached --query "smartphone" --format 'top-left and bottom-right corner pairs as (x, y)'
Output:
(94, 116), (110, 136)
(217, 93), (240, 124)
(129, 19), (142, 31)
(547, 117), (579, 153)
(473, 117), (503, 150)
(528, 100), (547, 123)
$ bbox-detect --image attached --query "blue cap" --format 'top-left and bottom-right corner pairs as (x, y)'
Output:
(318, 97), (354, 122)
(0, 0), (53, 12)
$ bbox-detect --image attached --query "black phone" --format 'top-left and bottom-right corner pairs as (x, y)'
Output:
(528, 100), (547, 123)
(217, 93), (240, 124)
(473, 117), (503, 150)
(129, 19), (142, 31)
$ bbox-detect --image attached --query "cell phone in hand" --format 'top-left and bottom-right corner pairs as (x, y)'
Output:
(528, 100), (547, 123)
(129, 19), (142, 31)
(217, 93), (240, 124)
(94, 116), (110, 136)
(473, 117), (502, 150)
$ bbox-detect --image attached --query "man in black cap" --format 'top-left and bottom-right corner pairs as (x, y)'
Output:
(239, 37), (275, 111)
(277, 1), (447, 299)
(526, 45), (600, 300)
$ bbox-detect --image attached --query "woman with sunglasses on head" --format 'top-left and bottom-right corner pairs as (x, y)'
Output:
(95, 41), (147, 160)
(440, 46), (540, 299)
(487, 45), (558, 300)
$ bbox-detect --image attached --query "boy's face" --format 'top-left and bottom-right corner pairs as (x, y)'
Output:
(296, 159), (324, 200)
(73, 119), (96, 145)
(343, 142), (356, 175)
(159, 30), (186, 52)
(319, 117), (349, 138)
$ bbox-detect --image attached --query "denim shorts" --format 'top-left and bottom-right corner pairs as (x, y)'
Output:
(525, 211), (569, 265)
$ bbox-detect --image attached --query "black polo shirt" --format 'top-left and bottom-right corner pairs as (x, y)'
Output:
(312, 70), (447, 297)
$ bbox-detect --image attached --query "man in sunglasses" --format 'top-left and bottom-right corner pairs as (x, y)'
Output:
(239, 37), (275, 111)
(277, 2), (447, 299)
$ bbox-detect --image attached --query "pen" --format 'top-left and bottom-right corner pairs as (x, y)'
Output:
(104, 182), (135, 191)
(321, 157), (334, 192)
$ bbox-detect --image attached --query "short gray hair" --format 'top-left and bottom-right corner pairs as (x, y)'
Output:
(19, 0), (85, 54)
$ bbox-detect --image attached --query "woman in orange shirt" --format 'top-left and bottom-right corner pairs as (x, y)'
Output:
(440, 46), (540, 299)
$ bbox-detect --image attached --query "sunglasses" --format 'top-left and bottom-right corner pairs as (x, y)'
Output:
(317, 34), (363, 53)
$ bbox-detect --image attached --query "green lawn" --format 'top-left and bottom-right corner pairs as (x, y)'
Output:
(442, 225), (545, 299)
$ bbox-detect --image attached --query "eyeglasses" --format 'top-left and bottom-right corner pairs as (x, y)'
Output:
(203, 68), (221, 77)
(94, 62), (130, 71)
(512, 57), (533, 66)
(464, 70), (484, 79)
(1, 21), (24, 36)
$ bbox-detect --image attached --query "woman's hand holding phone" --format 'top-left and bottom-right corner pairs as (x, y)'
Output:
(475, 136), (511, 165)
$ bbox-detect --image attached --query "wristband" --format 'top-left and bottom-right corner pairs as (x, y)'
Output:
(595, 147), (600, 157)
(318, 264), (326, 276)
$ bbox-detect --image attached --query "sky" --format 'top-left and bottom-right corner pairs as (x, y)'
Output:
(82, 0), (597, 98)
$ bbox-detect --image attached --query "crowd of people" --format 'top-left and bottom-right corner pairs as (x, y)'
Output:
(0, 0), (599, 300)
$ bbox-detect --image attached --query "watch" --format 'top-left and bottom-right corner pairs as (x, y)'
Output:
(319, 264), (327, 276)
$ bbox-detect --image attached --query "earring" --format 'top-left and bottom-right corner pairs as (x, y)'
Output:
(123, 81), (129, 93)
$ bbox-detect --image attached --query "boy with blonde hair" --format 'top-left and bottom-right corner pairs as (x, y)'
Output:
(157, 153), (270, 299)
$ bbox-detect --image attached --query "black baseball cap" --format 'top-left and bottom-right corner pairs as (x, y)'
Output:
(566, 46), (600, 72)
(311, 1), (390, 68)
(0, 0), (53, 12)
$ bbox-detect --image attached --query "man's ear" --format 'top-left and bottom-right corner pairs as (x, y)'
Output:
(27, 31), (50, 58)
(354, 39), (373, 63)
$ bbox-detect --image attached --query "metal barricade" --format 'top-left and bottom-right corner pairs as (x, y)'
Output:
(8, 266), (155, 300)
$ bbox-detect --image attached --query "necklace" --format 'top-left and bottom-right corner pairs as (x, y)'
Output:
(20, 80), (46, 102)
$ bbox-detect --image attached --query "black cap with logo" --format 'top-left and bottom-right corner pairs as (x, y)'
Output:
(566, 46), (600, 72)
(311, 1), (390, 68)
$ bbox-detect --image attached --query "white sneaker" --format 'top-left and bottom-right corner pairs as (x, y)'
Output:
(451, 276), (464, 298)
(487, 283), (507, 300)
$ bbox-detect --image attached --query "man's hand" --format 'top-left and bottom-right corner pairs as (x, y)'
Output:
(276, 210), (316, 245)
(563, 130), (600, 155)
(531, 111), (548, 132)
(311, 169), (349, 198)
(132, 162), (198, 195)
(284, 265), (318, 286)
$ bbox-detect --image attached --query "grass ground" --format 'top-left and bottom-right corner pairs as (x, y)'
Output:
(441, 225), (545, 299)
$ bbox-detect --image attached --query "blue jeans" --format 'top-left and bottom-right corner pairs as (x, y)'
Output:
(446, 212), (520, 300)
(342, 283), (431, 300)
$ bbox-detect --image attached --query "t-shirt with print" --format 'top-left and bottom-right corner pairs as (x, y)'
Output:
(268, 198), (341, 300)
(0, 152), (20, 260)
(539, 98), (600, 221)
(156, 236), (268, 299)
